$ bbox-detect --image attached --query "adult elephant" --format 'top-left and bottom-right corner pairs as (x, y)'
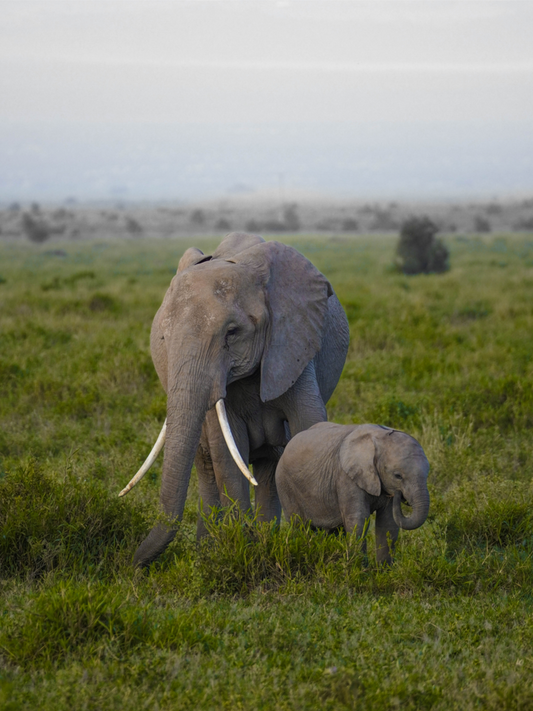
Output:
(121, 232), (349, 567)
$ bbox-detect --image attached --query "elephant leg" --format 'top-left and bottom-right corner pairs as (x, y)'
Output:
(375, 498), (400, 565)
(344, 517), (369, 557)
(204, 407), (252, 512)
(195, 427), (221, 540)
(251, 453), (282, 523)
(340, 494), (371, 558)
(279, 360), (328, 437)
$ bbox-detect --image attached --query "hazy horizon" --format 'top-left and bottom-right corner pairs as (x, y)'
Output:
(1, 1), (532, 202)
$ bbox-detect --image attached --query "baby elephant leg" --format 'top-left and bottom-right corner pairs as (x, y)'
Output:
(341, 499), (371, 557)
(375, 498), (400, 565)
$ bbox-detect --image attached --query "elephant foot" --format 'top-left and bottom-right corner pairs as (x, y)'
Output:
(133, 523), (178, 568)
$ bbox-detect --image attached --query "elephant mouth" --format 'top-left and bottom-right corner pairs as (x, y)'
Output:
(392, 489), (430, 531)
(385, 490), (408, 504)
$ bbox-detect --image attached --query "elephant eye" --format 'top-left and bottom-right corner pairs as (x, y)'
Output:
(227, 327), (238, 337)
(394, 473), (403, 480)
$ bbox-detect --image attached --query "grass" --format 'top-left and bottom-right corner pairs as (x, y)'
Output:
(1, 232), (533, 709)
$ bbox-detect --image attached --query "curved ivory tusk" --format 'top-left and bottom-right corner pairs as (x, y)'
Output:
(215, 399), (258, 486)
(118, 419), (167, 497)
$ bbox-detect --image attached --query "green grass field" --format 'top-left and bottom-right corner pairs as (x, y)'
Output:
(1, 232), (533, 710)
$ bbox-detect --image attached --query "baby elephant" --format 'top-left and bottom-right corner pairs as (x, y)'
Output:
(275, 422), (430, 564)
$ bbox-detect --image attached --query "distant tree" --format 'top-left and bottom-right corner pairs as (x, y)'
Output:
(370, 209), (399, 232)
(474, 215), (491, 233)
(245, 219), (262, 233)
(341, 217), (359, 232)
(262, 220), (286, 233)
(513, 216), (533, 231)
(215, 218), (232, 231)
(190, 209), (206, 226)
(315, 218), (338, 231)
(283, 204), (300, 232)
(125, 216), (143, 235)
(486, 202), (502, 215)
(21, 213), (50, 243)
(396, 216), (449, 274)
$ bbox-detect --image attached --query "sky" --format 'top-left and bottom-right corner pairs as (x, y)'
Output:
(1, 0), (532, 202)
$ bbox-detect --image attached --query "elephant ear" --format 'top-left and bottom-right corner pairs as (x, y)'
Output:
(212, 232), (265, 260)
(177, 247), (209, 273)
(234, 240), (332, 402)
(339, 430), (381, 497)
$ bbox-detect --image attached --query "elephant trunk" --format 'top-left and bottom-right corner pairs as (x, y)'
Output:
(392, 488), (430, 530)
(133, 356), (218, 568)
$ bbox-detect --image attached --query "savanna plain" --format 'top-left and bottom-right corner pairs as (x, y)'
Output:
(1, 230), (533, 710)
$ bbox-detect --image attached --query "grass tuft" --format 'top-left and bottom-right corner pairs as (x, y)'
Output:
(195, 505), (366, 595)
(442, 475), (533, 550)
(1, 583), (152, 667)
(0, 462), (149, 579)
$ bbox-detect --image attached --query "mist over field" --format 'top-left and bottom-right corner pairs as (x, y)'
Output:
(2, 119), (533, 202)
(2, 1), (533, 204)
(3, 193), (533, 246)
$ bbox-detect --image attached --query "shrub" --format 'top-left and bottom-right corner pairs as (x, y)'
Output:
(190, 209), (206, 226)
(513, 216), (533, 231)
(342, 217), (359, 232)
(395, 216), (449, 274)
(474, 215), (491, 233)
(486, 202), (502, 215)
(262, 219), (286, 232)
(370, 209), (399, 232)
(89, 293), (120, 313)
(315, 218), (338, 231)
(21, 213), (51, 244)
(214, 217), (232, 231)
(283, 203), (300, 231)
(125, 216), (143, 235)
(245, 219), (262, 232)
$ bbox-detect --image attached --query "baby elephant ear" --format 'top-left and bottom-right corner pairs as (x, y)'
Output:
(339, 431), (381, 497)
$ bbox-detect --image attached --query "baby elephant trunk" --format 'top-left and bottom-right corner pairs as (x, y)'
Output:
(392, 488), (430, 530)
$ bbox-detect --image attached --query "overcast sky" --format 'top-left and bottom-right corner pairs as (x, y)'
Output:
(1, 0), (532, 201)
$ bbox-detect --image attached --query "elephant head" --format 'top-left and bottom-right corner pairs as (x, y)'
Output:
(129, 233), (333, 566)
(340, 425), (430, 530)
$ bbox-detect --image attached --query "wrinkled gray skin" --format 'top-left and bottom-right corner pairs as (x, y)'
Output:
(275, 422), (430, 564)
(133, 233), (349, 567)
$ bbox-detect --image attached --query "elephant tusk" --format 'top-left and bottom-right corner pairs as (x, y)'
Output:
(118, 419), (167, 497)
(215, 399), (258, 486)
